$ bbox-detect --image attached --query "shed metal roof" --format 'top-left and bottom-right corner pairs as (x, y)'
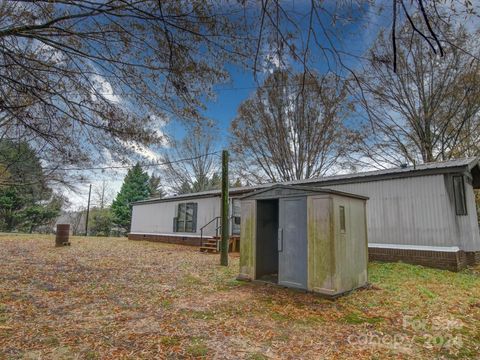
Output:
(132, 157), (479, 205)
(239, 184), (369, 200)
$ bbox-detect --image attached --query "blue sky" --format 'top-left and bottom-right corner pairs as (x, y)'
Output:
(167, 1), (391, 148)
(62, 0), (480, 208)
(201, 66), (259, 142)
(66, 1), (393, 208)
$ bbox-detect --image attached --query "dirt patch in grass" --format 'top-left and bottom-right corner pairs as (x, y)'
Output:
(0, 234), (479, 359)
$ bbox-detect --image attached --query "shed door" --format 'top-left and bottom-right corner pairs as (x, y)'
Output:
(278, 197), (307, 289)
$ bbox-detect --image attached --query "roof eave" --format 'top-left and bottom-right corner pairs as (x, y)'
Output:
(130, 187), (256, 205)
(131, 157), (479, 205)
(303, 165), (474, 187)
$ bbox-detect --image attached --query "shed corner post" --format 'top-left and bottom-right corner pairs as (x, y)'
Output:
(307, 196), (315, 292)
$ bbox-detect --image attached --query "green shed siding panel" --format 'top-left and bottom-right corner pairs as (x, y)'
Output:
(332, 196), (368, 294)
(307, 196), (334, 293)
(239, 200), (256, 280)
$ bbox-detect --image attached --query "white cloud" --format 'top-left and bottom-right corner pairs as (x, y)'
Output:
(149, 113), (168, 128)
(36, 42), (66, 64)
(131, 143), (163, 162)
(148, 114), (170, 148)
(90, 74), (121, 103)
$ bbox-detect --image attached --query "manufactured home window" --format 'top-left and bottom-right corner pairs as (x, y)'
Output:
(174, 202), (197, 232)
(339, 206), (346, 232)
(231, 199), (241, 235)
(453, 176), (467, 216)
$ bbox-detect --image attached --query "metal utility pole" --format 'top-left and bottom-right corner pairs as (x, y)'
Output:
(220, 150), (229, 266)
(85, 184), (92, 236)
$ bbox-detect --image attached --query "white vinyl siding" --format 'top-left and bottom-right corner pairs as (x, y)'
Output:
(325, 174), (480, 251)
(131, 197), (219, 236)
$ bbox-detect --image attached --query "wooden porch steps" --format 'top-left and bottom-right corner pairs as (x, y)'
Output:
(199, 236), (240, 253)
(199, 237), (220, 253)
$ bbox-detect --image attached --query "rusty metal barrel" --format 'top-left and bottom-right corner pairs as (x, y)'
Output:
(55, 224), (71, 247)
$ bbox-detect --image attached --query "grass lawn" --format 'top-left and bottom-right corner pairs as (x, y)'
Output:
(0, 235), (479, 359)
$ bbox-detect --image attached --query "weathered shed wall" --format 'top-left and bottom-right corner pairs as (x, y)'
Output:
(238, 199), (256, 280)
(306, 195), (333, 293)
(323, 174), (480, 251)
(331, 195), (368, 293)
(130, 196), (220, 236)
(306, 194), (368, 296)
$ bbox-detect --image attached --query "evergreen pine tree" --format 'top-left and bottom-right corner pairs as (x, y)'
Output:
(111, 164), (150, 232)
(0, 140), (62, 232)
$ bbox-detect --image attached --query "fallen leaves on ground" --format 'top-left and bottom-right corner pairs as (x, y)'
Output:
(0, 234), (479, 359)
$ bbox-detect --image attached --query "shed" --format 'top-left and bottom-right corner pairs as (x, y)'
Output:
(238, 184), (369, 297)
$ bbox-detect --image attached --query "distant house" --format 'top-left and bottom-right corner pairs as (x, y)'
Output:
(129, 157), (480, 271)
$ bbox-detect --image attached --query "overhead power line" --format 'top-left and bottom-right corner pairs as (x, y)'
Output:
(45, 150), (222, 172)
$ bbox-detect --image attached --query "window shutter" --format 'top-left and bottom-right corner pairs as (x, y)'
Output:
(173, 203), (178, 232)
(453, 176), (467, 215)
(192, 203), (198, 232)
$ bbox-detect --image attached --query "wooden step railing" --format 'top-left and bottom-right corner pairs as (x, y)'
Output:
(199, 216), (220, 248)
(199, 215), (239, 253)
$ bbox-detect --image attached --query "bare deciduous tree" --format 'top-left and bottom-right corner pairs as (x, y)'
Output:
(353, 19), (480, 167)
(0, 0), (477, 186)
(230, 70), (355, 183)
(0, 0), (248, 177)
(162, 126), (220, 194)
(93, 180), (114, 210)
(70, 210), (85, 236)
(250, 1), (478, 79)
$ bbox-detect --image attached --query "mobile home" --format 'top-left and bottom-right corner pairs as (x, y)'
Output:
(129, 157), (480, 271)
